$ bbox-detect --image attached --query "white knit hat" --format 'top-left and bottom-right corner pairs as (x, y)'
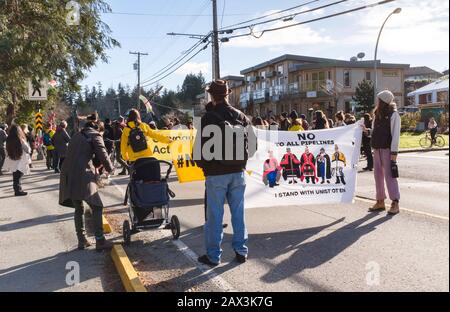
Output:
(377, 90), (395, 104)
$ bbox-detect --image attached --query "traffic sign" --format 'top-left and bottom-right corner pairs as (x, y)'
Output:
(28, 79), (48, 101)
(35, 111), (43, 131)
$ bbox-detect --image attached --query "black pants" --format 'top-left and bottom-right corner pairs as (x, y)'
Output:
(73, 200), (104, 241)
(46, 149), (54, 169)
(53, 151), (60, 171)
(363, 144), (373, 169)
(115, 141), (128, 174)
(430, 128), (438, 143)
(13, 170), (24, 193)
(336, 176), (346, 185)
(0, 147), (5, 171)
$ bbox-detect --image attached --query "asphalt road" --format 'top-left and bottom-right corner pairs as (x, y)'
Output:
(103, 149), (449, 292)
(0, 165), (123, 292)
(0, 150), (448, 292)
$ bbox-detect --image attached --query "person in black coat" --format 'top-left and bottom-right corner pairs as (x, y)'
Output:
(316, 147), (332, 184)
(362, 113), (373, 171)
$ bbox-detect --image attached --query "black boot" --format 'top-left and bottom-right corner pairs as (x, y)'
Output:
(13, 171), (27, 196)
(95, 237), (113, 252)
(78, 236), (92, 250)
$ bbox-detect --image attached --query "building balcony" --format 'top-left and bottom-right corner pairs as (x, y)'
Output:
(239, 92), (252, 109)
(252, 89), (270, 104)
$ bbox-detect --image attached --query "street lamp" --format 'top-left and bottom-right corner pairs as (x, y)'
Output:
(373, 8), (402, 102)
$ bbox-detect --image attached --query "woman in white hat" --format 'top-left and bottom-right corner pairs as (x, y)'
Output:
(362, 90), (401, 215)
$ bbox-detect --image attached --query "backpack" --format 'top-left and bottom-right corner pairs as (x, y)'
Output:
(209, 110), (249, 167)
(127, 124), (148, 153)
(43, 132), (52, 146)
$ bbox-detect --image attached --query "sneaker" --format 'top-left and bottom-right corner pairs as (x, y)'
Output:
(78, 237), (92, 250)
(197, 255), (219, 267)
(362, 167), (373, 171)
(388, 200), (400, 215)
(95, 238), (113, 252)
(14, 191), (28, 197)
(235, 251), (247, 264)
(369, 200), (386, 212)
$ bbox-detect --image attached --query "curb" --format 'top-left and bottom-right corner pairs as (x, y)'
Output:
(111, 244), (147, 292)
(399, 147), (449, 153)
(102, 215), (112, 234)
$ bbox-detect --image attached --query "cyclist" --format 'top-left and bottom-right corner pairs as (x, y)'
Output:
(428, 117), (438, 145)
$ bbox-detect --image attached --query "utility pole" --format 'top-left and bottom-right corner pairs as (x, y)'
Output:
(129, 51), (148, 109)
(167, 1), (220, 81)
(211, 0), (220, 80)
(116, 95), (121, 118)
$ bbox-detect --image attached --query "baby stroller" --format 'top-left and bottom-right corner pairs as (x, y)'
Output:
(122, 157), (180, 245)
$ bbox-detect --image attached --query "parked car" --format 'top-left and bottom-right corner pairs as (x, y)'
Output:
(398, 106), (419, 115)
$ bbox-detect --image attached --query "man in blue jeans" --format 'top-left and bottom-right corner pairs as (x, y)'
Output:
(194, 80), (256, 267)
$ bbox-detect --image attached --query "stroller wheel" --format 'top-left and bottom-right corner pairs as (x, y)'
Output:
(170, 215), (180, 240)
(123, 220), (131, 245)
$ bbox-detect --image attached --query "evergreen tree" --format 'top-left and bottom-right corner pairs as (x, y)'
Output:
(353, 79), (375, 114)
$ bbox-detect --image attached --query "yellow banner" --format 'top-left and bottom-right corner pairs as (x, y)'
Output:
(150, 130), (205, 183)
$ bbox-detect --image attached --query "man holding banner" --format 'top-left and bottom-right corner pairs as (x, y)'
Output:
(193, 80), (257, 267)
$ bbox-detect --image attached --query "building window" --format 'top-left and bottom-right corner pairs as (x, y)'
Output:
(344, 70), (351, 87)
(427, 94), (432, 103)
(260, 71), (266, 80)
(383, 70), (398, 77)
(278, 65), (284, 75)
(366, 71), (371, 81)
(328, 71), (332, 80)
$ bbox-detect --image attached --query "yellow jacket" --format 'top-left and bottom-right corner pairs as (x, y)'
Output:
(288, 124), (304, 132)
(120, 121), (171, 162)
(45, 130), (55, 151)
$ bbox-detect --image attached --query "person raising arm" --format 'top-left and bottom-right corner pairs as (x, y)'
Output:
(120, 109), (172, 163)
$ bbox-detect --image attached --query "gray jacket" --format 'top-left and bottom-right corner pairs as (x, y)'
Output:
(59, 126), (113, 208)
(53, 129), (71, 158)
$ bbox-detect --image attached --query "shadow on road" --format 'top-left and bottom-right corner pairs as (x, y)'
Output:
(171, 213), (393, 290)
(0, 212), (73, 232)
(0, 249), (122, 292)
(258, 213), (393, 284)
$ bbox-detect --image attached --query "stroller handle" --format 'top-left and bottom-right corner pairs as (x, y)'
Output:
(129, 158), (173, 180)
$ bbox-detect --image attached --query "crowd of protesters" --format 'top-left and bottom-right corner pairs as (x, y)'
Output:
(248, 108), (359, 132)
(0, 83), (409, 257)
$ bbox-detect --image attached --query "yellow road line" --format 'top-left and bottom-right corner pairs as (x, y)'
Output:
(102, 215), (112, 234)
(355, 196), (449, 221)
(111, 244), (147, 292)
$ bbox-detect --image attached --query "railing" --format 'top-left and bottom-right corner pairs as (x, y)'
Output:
(297, 80), (331, 92)
(253, 89), (269, 103)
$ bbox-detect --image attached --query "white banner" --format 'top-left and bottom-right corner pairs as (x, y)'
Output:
(245, 123), (363, 208)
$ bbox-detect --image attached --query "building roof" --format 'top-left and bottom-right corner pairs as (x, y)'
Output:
(289, 61), (409, 72)
(221, 75), (245, 81)
(407, 77), (449, 97)
(404, 66), (443, 77)
(240, 54), (409, 75)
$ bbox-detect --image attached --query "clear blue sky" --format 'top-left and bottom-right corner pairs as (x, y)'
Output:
(81, 0), (450, 91)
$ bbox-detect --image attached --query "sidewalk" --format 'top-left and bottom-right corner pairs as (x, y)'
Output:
(399, 147), (449, 153)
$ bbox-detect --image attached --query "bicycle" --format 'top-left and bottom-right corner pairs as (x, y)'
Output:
(419, 131), (446, 148)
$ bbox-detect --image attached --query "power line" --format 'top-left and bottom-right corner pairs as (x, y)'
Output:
(224, 0), (396, 40)
(140, 33), (212, 85)
(139, 0), (211, 81)
(220, 0), (321, 30)
(220, 0), (350, 34)
(141, 44), (210, 88)
(220, 0), (226, 29)
(105, 11), (249, 17)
